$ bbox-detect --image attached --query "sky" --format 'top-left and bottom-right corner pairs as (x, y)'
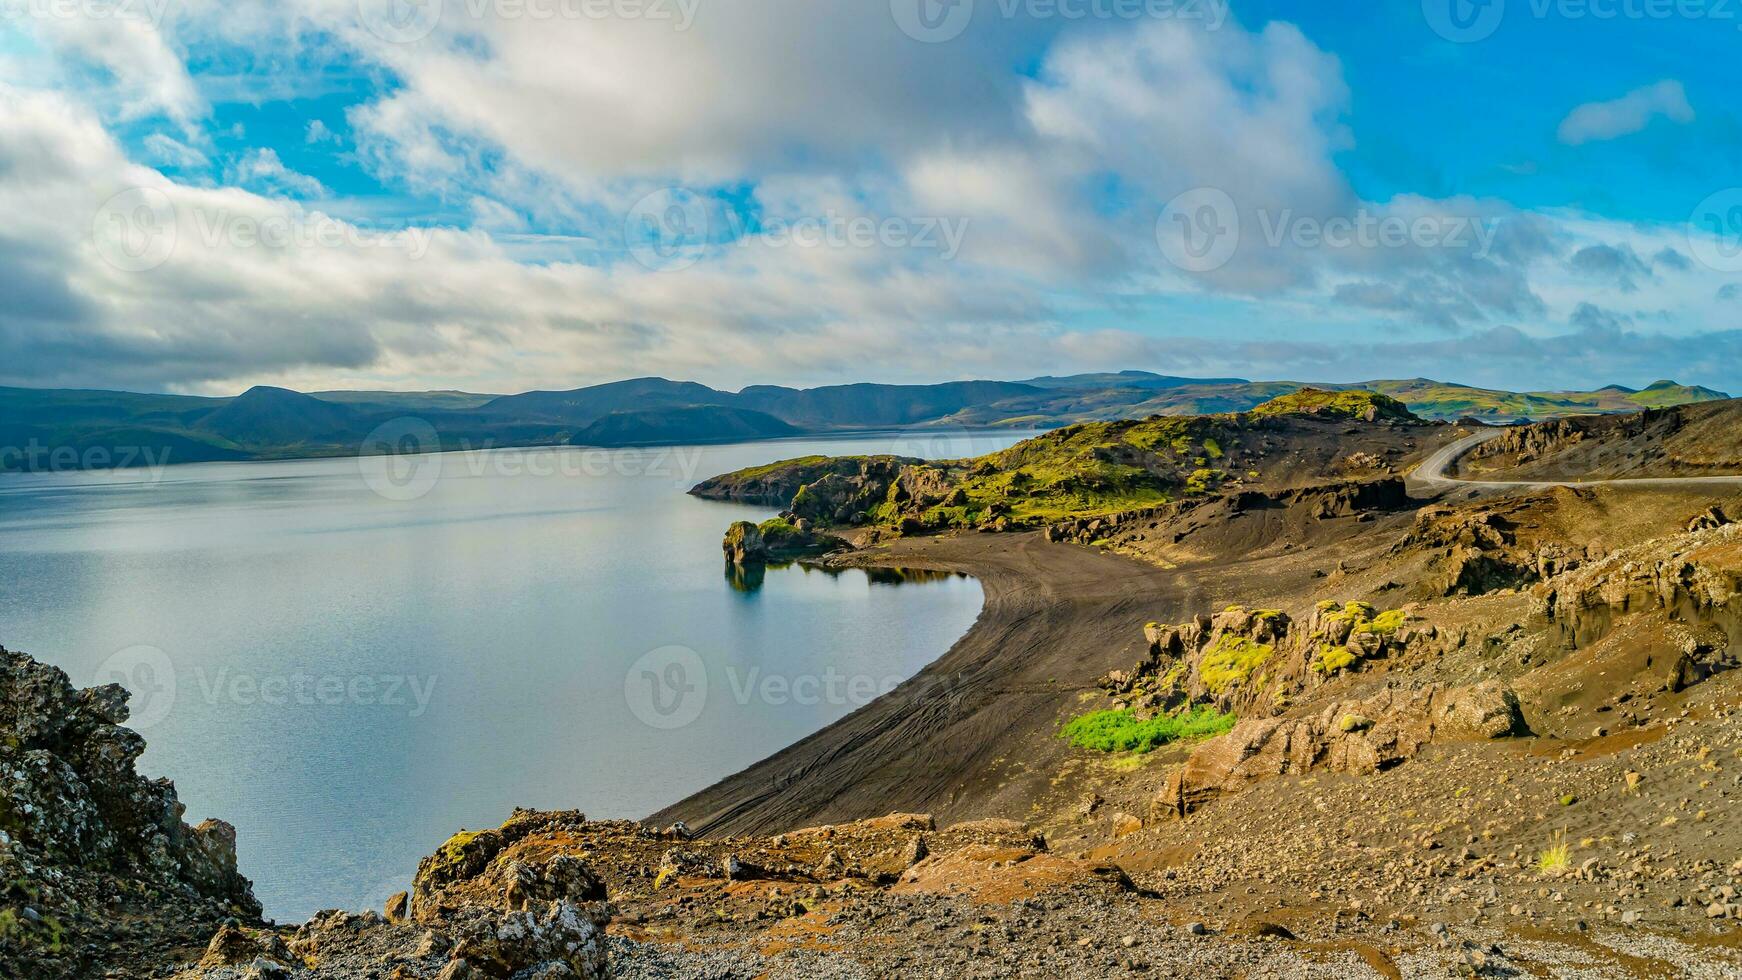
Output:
(3, 0), (1741, 396)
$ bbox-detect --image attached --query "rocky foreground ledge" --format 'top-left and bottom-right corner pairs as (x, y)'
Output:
(0, 646), (258, 979)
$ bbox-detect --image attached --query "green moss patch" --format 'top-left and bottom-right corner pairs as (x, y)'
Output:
(1060, 707), (1238, 754)
(1198, 635), (1274, 694)
(1251, 388), (1416, 422)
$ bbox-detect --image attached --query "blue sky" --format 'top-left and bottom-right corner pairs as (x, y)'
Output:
(3, 0), (1740, 395)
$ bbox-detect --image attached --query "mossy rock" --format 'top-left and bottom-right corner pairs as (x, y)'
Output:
(1251, 388), (1417, 423)
(1198, 635), (1274, 695)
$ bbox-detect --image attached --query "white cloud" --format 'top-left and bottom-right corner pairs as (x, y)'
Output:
(20, 9), (205, 129)
(1557, 80), (1694, 145)
(3, 9), (1738, 396)
(142, 133), (209, 168)
(225, 149), (328, 199)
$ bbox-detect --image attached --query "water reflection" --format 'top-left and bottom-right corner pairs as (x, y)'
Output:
(726, 560), (970, 594)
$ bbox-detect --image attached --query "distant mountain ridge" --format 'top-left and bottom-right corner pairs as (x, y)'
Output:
(0, 373), (1730, 472)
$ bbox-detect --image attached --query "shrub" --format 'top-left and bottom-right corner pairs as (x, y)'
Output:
(1061, 707), (1238, 754)
(1536, 833), (1572, 874)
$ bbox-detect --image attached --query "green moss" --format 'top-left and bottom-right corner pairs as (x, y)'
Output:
(1312, 644), (1357, 675)
(1060, 707), (1238, 754)
(1185, 468), (1222, 495)
(727, 455), (834, 480)
(1251, 388), (1416, 422)
(1359, 609), (1408, 636)
(1202, 438), (1224, 459)
(436, 831), (485, 867)
(1198, 635), (1275, 694)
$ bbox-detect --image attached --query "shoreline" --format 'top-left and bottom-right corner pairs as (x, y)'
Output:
(650, 531), (1192, 835)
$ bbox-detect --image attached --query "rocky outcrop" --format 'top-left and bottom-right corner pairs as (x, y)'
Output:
(0, 646), (260, 980)
(1158, 682), (1527, 816)
(722, 518), (844, 565)
(179, 810), (610, 980)
(691, 455), (919, 511)
(1532, 521), (1742, 682)
(787, 457), (917, 527)
(1106, 600), (1447, 717)
(1046, 479), (1410, 549)
(1397, 495), (1588, 596)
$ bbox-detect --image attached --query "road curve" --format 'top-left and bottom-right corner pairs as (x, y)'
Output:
(1412, 428), (1742, 492)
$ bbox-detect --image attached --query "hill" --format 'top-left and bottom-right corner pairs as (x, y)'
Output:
(695, 390), (1439, 535)
(1460, 398), (1742, 480)
(570, 407), (799, 447)
(0, 374), (1729, 472)
(195, 386), (359, 448)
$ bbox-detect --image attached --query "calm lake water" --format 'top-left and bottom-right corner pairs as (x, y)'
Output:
(0, 431), (1029, 921)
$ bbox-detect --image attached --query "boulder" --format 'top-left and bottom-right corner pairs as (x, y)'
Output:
(1159, 682), (1526, 816)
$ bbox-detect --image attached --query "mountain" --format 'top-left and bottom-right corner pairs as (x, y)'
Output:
(1352, 378), (1731, 420)
(309, 390), (500, 412)
(736, 381), (1044, 427)
(571, 407), (799, 447)
(1017, 371), (1250, 390)
(482, 378), (733, 423)
(0, 375), (1730, 472)
(195, 386), (360, 447)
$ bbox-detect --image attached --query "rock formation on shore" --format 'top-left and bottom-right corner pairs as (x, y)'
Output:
(0, 646), (259, 980)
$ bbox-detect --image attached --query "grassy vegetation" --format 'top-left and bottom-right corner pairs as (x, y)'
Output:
(1061, 706), (1238, 754)
(1364, 378), (1727, 420)
(726, 455), (836, 480)
(1250, 388), (1415, 422)
(897, 414), (1248, 528)
(1536, 832), (1572, 874)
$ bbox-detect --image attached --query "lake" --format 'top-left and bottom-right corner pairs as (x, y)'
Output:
(0, 430), (1030, 921)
